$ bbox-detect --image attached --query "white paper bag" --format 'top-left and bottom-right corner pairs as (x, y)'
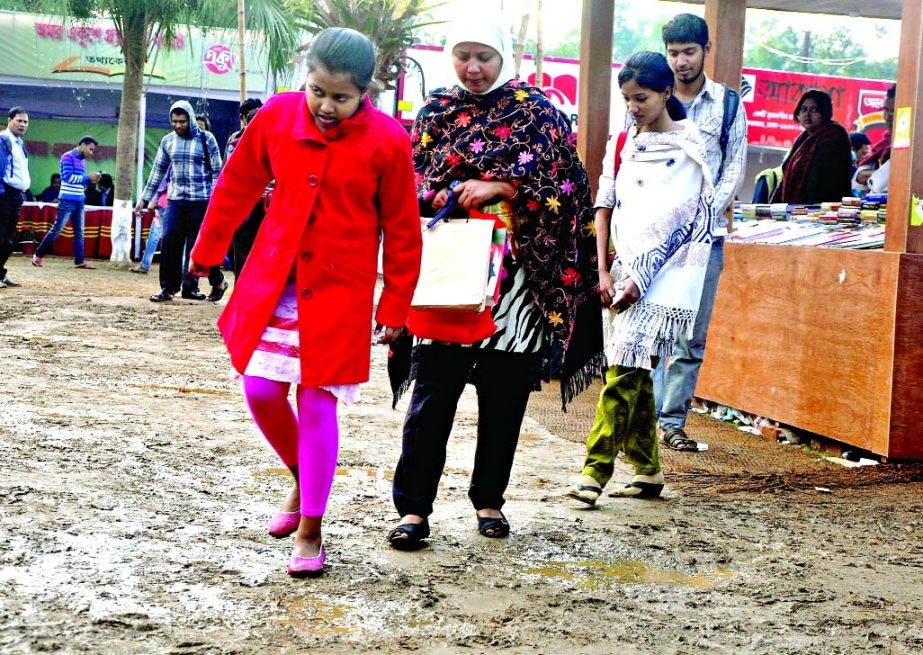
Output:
(411, 218), (495, 312)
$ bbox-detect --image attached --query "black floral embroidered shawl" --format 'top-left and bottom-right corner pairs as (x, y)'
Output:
(411, 79), (603, 406)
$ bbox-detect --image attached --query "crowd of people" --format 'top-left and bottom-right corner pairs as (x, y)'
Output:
(0, 13), (898, 578)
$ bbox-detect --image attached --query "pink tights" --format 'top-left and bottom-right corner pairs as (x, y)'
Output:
(242, 375), (339, 517)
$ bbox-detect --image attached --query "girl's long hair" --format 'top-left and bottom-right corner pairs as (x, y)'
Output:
(617, 51), (686, 121)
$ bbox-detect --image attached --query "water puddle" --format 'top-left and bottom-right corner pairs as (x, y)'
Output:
(526, 560), (734, 590)
(133, 383), (232, 396)
(251, 467), (291, 479)
(273, 596), (351, 637)
(252, 466), (394, 481)
(335, 467), (394, 481)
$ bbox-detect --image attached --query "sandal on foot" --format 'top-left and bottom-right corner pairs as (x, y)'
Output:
(387, 520), (430, 550)
(477, 512), (510, 538)
(662, 427), (699, 452)
(564, 478), (602, 506)
(607, 472), (665, 499)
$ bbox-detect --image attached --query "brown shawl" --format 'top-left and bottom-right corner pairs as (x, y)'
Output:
(775, 121), (852, 204)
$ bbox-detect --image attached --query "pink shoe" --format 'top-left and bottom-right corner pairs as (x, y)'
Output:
(268, 510), (300, 538)
(31, 255), (43, 267)
(287, 543), (326, 578)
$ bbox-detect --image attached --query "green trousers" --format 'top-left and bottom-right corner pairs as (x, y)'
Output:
(581, 365), (662, 487)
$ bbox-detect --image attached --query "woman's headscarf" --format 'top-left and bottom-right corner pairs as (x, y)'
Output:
(445, 16), (517, 95)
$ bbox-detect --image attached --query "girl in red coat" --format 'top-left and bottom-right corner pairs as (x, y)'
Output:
(190, 28), (422, 577)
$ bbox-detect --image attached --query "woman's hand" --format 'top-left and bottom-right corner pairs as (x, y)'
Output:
(431, 187), (451, 210)
(598, 270), (616, 306)
(188, 259), (209, 278)
(454, 180), (515, 210)
(374, 324), (403, 345)
(609, 277), (641, 313)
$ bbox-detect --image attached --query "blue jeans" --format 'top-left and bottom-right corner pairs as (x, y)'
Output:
(655, 239), (724, 430)
(140, 211), (163, 271)
(36, 199), (85, 264)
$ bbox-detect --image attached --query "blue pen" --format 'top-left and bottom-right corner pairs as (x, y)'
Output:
(425, 180), (462, 229)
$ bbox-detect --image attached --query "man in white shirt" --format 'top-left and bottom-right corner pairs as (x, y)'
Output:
(0, 106), (30, 289)
(656, 14), (748, 452)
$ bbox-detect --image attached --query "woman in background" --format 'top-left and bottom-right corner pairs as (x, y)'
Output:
(771, 89), (851, 204)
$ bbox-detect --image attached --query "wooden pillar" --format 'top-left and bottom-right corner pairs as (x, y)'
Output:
(884, 0), (923, 254)
(703, 0), (746, 89)
(577, 0), (613, 197)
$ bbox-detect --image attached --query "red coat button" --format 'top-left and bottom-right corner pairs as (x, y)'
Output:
(301, 288), (313, 300)
(308, 175), (318, 187)
(301, 250), (313, 262)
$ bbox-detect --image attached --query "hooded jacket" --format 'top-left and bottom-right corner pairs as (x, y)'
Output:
(140, 100), (221, 202)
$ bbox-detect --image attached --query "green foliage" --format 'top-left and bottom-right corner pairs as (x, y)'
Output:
(290, 0), (444, 90)
(744, 21), (896, 80)
(0, 0), (300, 80)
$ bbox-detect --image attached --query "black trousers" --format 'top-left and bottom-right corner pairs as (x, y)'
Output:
(0, 185), (24, 279)
(392, 344), (541, 518)
(231, 199), (265, 278)
(160, 199), (223, 294)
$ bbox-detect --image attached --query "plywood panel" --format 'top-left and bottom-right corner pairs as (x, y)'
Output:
(888, 253), (923, 459)
(697, 244), (900, 455)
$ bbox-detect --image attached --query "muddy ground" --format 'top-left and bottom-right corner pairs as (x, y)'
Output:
(1, 256), (922, 655)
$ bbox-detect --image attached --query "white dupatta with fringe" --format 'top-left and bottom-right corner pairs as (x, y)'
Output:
(603, 121), (715, 369)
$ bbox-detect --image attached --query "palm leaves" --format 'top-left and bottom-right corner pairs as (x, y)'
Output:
(294, 0), (444, 91)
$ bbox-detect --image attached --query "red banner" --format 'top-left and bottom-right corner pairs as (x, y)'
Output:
(741, 68), (892, 149)
(398, 46), (895, 150)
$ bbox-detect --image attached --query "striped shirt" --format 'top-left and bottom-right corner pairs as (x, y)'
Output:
(141, 127), (221, 203)
(59, 148), (91, 202)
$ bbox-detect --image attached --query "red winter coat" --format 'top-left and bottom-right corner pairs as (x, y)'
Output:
(190, 93), (422, 386)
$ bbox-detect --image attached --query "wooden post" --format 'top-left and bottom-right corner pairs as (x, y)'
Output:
(703, 0), (746, 89)
(884, 0), (923, 254)
(577, 0), (614, 198)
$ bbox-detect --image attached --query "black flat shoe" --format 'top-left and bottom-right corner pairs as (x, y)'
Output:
(207, 280), (228, 302)
(150, 291), (173, 302)
(387, 520), (430, 550)
(477, 512), (510, 538)
(181, 289), (207, 300)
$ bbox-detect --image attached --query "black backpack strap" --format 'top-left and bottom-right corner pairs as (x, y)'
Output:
(719, 85), (740, 178)
(199, 130), (213, 178)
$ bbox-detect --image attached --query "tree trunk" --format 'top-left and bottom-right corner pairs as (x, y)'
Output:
(514, 12), (530, 77)
(115, 15), (146, 204)
(534, 0), (544, 83)
(238, 0), (247, 102)
(111, 12), (147, 265)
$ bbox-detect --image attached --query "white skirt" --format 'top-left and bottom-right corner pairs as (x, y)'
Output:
(241, 283), (360, 404)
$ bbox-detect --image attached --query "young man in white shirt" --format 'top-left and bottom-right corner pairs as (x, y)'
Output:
(0, 106), (31, 289)
(656, 14), (748, 451)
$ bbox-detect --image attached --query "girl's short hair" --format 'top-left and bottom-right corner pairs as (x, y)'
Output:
(793, 89), (833, 123)
(617, 51), (687, 121)
(305, 27), (376, 92)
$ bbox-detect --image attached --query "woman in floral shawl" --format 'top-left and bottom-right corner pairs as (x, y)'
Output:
(388, 16), (600, 548)
(566, 51), (715, 506)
